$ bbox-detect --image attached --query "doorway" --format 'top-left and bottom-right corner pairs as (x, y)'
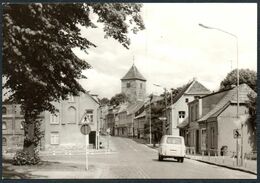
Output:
(196, 130), (199, 153)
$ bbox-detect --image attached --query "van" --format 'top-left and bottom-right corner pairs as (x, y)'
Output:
(158, 135), (186, 162)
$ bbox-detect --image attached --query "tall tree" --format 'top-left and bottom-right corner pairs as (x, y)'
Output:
(3, 3), (144, 164)
(99, 97), (110, 106)
(110, 93), (129, 106)
(220, 69), (257, 92)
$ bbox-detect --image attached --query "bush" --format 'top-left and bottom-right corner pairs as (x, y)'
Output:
(12, 150), (40, 165)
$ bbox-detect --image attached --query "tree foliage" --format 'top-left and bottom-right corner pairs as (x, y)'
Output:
(110, 93), (129, 106)
(160, 86), (185, 105)
(3, 3), (144, 163)
(99, 97), (110, 106)
(246, 92), (257, 130)
(220, 69), (257, 92)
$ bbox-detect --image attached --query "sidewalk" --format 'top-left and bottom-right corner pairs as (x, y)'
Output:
(185, 154), (257, 175)
(140, 141), (257, 175)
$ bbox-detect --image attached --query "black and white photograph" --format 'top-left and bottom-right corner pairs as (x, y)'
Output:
(2, 2), (257, 179)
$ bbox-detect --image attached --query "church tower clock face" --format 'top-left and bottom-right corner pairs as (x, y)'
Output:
(121, 64), (146, 103)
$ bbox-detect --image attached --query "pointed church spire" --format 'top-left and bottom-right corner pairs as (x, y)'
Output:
(121, 63), (146, 81)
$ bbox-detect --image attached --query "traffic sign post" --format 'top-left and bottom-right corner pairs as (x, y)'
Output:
(233, 128), (241, 166)
(81, 123), (91, 171)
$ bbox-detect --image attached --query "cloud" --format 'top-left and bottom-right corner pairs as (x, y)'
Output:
(74, 3), (257, 99)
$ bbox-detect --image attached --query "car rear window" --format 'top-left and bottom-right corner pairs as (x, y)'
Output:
(166, 137), (182, 144)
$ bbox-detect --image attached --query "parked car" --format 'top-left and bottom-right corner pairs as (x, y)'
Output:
(158, 135), (186, 162)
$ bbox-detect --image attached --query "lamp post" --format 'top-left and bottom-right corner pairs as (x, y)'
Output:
(199, 23), (241, 165)
(149, 95), (152, 144)
(153, 84), (173, 135)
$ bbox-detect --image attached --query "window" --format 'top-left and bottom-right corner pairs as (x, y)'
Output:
(140, 83), (142, 89)
(2, 121), (7, 130)
(2, 107), (7, 115)
(190, 106), (194, 121)
(68, 106), (76, 124)
(21, 121), (24, 129)
(50, 132), (59, 145)
(211, 127), (215, 148)
(185, 98), (189, 103)
(201, 128), (206, 149)
(195, 105), (198, 120)
(68, 95), (74, 102)
(127, 82), (131, 88)
(86, 110), (94, 123)
(178, 111), (185, 118)
(167, 137), (182, 144)
(50, 113), (60, 124)
(2, 137), (7, 146)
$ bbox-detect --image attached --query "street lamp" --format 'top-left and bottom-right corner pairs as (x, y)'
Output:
(153, 84), (173, 135)
(149, 95), (152, 144)
(198, 23), (239, 118)
(199, 23), (242, 165)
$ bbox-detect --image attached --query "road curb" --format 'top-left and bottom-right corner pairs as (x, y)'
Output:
(185, 156), (257, 175)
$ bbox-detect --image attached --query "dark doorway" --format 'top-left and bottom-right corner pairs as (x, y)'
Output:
(196, 130), (199, 153)
(89, 131), (96, 148)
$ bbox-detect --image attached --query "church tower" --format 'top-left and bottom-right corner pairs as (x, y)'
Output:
(121, 64), (146, 103)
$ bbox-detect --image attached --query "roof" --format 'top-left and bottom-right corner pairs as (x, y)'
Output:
(134, 110), (146, 119)
(186, 80), (211, 95)
(127, 101), (144, 115)
(171, 79), (211, 105)
(117, 103), (128, 113)
(198, 84), (255, 122)
(121, 64), (146, 81)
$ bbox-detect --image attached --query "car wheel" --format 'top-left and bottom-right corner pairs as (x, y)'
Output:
(180, 158), (184, 163)
(158, 154), (163, 161)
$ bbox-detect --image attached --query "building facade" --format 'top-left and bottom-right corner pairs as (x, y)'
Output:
(44, 92), (100, 150)
(166, 78), (211, 136)
(2, 103), (45, 153)
(185, 84), (256, 155)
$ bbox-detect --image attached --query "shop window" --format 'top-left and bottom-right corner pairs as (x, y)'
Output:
(2, 121), (7, 130)
(50, 132), (59, 145)
(2, 107), (7, 115)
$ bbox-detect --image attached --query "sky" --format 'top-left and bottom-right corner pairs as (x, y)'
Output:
(73, 3), (257, 99)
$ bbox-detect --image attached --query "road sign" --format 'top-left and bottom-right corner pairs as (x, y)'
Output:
(81, 124), (91, 135)
(233, 129), (241, 139)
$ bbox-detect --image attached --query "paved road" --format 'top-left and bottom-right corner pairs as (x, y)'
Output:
(41, 136), (256, 179)
(93, 136), (256, 179)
